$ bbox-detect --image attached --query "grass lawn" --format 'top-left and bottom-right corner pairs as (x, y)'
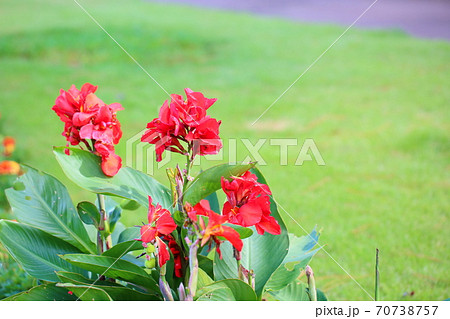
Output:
(1, 0), (449, 300)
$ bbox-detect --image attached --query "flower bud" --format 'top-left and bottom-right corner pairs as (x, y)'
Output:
(145, 258), (156, 269)
(146, 244), (156, 254)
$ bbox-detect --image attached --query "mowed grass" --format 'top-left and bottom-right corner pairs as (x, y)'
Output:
(1, 0), (449, 300)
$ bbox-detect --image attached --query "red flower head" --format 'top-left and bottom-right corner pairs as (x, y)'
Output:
(52, 83), (123, 176)
(2, 137), (15, 157)
(190, 200), (243, 258)
(221, 171), (281, 235)
(140, 196), (177, 267)
(141, 88), (221, 162)
(0, 160), (20, 175)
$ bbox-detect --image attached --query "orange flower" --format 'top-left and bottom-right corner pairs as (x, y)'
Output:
(0, 160), (20, 175)
(3, 136), (15, 156)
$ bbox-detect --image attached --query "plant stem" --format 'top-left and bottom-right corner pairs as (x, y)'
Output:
(96, 194), (107, 254)
(375, 248), (380, 301)
(187, 238), (200, 300)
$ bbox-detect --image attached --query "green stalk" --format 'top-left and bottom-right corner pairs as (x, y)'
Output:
(96, 195), (105, 254)
(375, 248), (380, 301)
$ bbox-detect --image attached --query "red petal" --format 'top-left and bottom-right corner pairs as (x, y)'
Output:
(235, 200), (263, 227)
(156, 237), (170, 267)
(140, 225), (157, 243)
(101, 153), (122, 176)
(221, 226), (243, 251)
(79, 123), (94, 140)
(156, 213), (177, 235)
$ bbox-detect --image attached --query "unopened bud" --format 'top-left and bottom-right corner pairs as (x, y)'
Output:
(305, 265), (314, 277)
(305, 265), (317, 301)
(146, 244), (156, 254)
(145, 258), (156, 269)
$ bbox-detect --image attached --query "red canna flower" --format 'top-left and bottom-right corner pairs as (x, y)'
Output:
(190, 200), (243, 258)
(0, 160), (20, 175)
(221, 171), (281, 235)
(52, 83), (123, 176)
(140, 196), (177, 243)
(141, 88), (221, 162)
(2, 137), (15, 157)
(139, 196), (177, 268)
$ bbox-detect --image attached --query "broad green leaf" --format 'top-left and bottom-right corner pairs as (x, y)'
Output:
(102, 240), (143, 258)
(5, 166), (96, 254)
(56, 283), (113, 301)
(197, 268), (214, 291)
(56, 272), (160, 301)
(196, 286), (234, 301)
(3, 283), (77, 301)
(54, 147), (172, 209)
(214, 167), (289, 297)
(196, 279), (257, 301)
(0, 220), (88, 281)
(61, 254), (158, 293)
(184, 162), (256, 205)
(265, 230), (322, 292)
(120, 199), (141, 210)
(77, 201), (100, 226)
(117, 227), (140, 243)
(198, 255), (214, 279)
(269, 280), (310, 301)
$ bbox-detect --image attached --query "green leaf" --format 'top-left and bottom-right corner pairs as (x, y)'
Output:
(56, 283), (113, 301)
(56, 272), (161, 301)
(265, 229), (322, 292)
(198, 255), (214, 279)
(117, 227), (140, 243)
(5, 166), (96, 254)
(214, 167), (289, 297)
(120, 199), (141, 210)
(54, 147), (172, 209)
(197, 268), (214, 291)
(77, 201), (100, 226)
(3, 283), (77, 301)
(316, 288), (328, 301)
(61, 254), (158, 293)
(226, 224), (254, 239)
(269, 280), (310, 301)
(184, 162), (256, 205)
(204, 191), (220, 213)
(0, 220), (88, 281)
(102, 240), (143, 258)
(196, 279), (257, 301)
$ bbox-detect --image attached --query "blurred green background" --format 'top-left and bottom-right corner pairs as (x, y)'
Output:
(0, 0), (449, 300)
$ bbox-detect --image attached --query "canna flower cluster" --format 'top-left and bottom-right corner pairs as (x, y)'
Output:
(52, 83), (123, 176)
(138, 88), (281, 287)
(141, 88), (222, 162)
